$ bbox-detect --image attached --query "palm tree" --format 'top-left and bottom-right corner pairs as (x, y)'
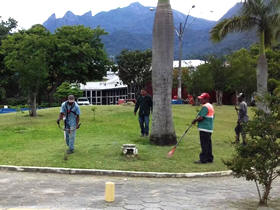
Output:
(210, 0), (280, 110)
(150, 0), (177, 145)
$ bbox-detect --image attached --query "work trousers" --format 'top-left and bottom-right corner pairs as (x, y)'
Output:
(199, 131), (214, 163)
(65, 128), (76, 151)
(235, 122), (246, 144)
(138, 115), (150, 135)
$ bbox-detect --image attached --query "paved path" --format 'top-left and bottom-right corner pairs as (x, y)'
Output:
(0, 170), (279, 210)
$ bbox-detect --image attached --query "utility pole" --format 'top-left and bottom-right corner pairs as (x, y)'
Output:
(175, 5), (195, 101)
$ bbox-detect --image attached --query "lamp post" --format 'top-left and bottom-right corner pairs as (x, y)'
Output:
(175, 5), (195, 101)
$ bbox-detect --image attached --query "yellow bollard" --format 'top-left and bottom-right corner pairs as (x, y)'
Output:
(105, 181), (115, 202)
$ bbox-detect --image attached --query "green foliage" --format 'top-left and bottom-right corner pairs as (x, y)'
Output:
(185, 63), (214, 98)
(207, 56), (227, 91)
(117, 49), (152, 94)
(249, 45), (280, 94)
(211, 16), (256, 43)
(266, 48), (280, 81)
(0, 17), (18, 103)
(0, 87), (5, 101)
(0, 17), (17, 38)
(50, 25), (109, 83)
(181, 56), (231, 105)
(226, 48), (257, 96)
(1, 25), (50, 116)
(45, 25), (110, 103)
(268, 78), (280, 96)
(224, 94), (280, 206)
(5, 97), (26, 106)
(211, 0), (280, 104)
(0, 24), (110, 107)
(54, 82), (83, 103)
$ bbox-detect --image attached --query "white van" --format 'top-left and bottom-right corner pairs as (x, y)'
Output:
(77, 97), (90, 105)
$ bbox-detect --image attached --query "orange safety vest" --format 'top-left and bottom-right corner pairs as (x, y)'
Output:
(202, 103), (214, 118)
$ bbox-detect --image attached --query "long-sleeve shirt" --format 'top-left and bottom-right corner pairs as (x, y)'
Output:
(134, 95), (153, 116)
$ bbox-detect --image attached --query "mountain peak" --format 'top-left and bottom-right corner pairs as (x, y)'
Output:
(128, 2), (144, 8)
(82, 11), (92, 17)
(64, 11), (75, 18)
(47, 13), (56, 20)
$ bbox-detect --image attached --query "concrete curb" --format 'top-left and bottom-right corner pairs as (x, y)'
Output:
(0, 165), (233, 178)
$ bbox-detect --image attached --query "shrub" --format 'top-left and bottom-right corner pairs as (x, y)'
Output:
(5, 97), (26, 106)
(54, 82), (83, 103)
(224, 94), (280, 207)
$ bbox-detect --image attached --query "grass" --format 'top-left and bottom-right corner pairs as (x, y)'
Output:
(0, 104), (249, 173)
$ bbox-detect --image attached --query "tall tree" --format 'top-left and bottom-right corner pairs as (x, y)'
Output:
(150, 0), (177, 145)
(210, 0), (280, 110)
(117, 49), (152, 96)
(2, 25), (50, 116)
(207, 56), (227, 105)
(0, 17), (18, 102)
(226, 48), (257, 99)
(185, 63), (214, 104)
(46, 25), (109, 104)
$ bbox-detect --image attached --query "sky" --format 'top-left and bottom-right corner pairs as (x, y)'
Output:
(1, 0), (241, 30)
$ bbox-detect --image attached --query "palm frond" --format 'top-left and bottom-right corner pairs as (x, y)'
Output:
(210, 16), (258, 43)
(242, 0), (265, 18)
(270, 26), (280, 47)
(262, 13), (280, 47)
(267, 0), (280, 16)
(268, 14), (280, 26)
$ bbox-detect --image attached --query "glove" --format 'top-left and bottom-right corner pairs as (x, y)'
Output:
(192, 119), (197, 125)
(56, 119), (60, 124)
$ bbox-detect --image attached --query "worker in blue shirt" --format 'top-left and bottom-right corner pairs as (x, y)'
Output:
(57, 95), (80, 154)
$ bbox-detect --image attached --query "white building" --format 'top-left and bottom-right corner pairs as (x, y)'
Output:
(173, 59), (205, 69)
(80, 60), (204, 105)
(80, 71), (134, 105)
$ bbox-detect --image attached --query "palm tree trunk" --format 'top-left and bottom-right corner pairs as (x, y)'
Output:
(256, 31), (268, 111)
(150, 0), (177, 145)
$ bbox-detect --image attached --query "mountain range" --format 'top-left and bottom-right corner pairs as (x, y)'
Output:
(43, 2), (257, 59)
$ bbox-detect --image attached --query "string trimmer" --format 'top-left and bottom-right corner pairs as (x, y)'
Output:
(57, 121), (81, 160)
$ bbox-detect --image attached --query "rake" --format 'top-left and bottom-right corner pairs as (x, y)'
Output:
(167, 123), (193, 158)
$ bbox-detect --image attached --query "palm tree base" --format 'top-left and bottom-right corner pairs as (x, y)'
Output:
(150, 133), (177, 146)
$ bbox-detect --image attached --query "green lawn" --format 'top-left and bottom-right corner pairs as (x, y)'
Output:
(0, 104), (249, 173)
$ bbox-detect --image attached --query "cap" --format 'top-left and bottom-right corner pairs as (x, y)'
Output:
(68, 95), (75, 102)
(198, 93), (210, 99)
